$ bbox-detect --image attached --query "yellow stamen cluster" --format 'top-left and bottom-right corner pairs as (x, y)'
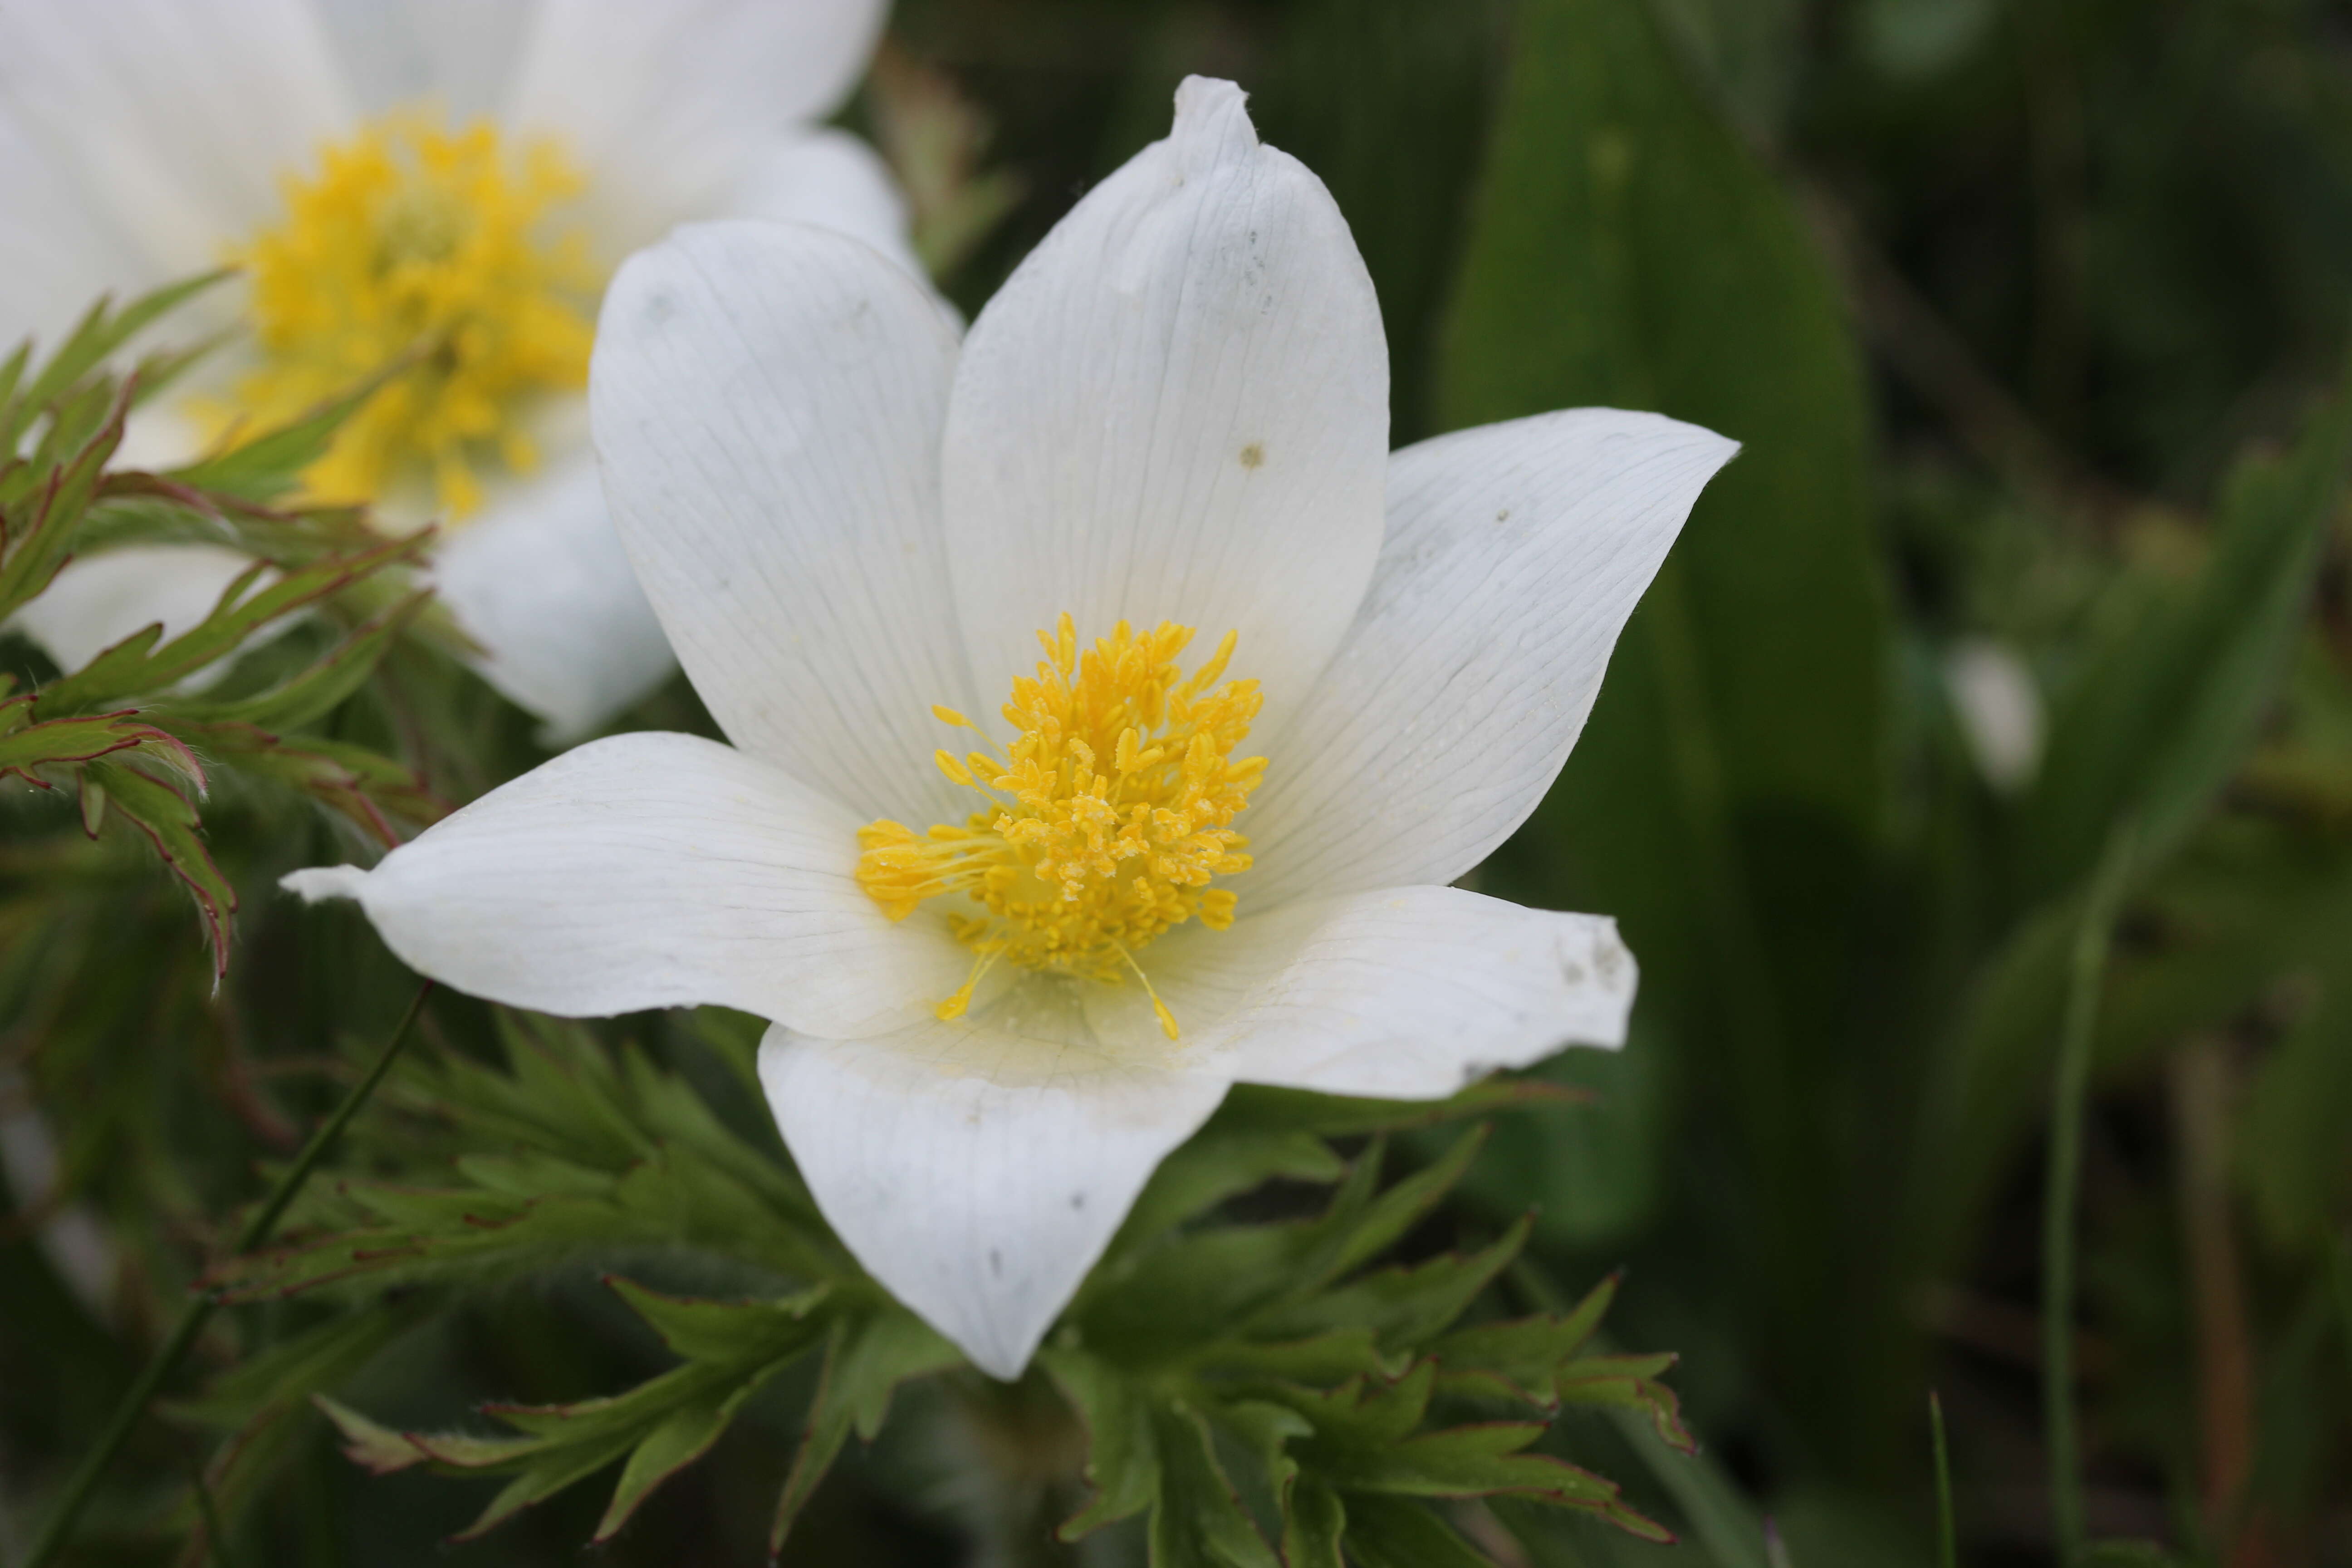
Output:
(858, 615), (1266, 1039)
(225, 114), (600, 517)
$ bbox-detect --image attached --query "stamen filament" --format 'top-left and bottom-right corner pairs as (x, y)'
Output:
(1116, 944), (1182, 1042)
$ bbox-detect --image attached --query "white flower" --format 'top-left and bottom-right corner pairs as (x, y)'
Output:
(0, 0), (905, 738)
(283, 78), (1737, 1378)
(1943, 636), (2044, 791)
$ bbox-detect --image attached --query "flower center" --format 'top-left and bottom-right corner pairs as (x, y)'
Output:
(223, 114), (601, 518)
(856, 614), (1267, 1039)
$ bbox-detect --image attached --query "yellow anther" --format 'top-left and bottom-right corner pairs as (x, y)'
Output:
(932, 705), (974, 728)
(935, 950), (999, 1022)
(1182, 629), (1238, 698)
(856, 616), (1265, 1034)
(218, 113), (600, 519)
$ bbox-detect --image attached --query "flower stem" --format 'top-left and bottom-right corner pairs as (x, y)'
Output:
(19, 981), (433, 1568)
(2042, 828), (2135, 1566)
(1930, 1391), (1956, 1568)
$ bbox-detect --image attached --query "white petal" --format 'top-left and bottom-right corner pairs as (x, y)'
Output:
(591, 221), (978, 828)
(725, 127), (920, 280)
(115, 402), (209, 471)
(431, 451), (676, 742)
(0, 1082), (115, 1317)
(1242, 410), (1738, 908)
(503, 0), (888, 250)
(1085, 886), (1637, 1100)
(940, 77), (1387, 740)
(759, 1002), (1229, 1379)
(0, 0), (353, 280)
(1944, 637), (2044, 792)
(311, 0), (536, 121)
(0, 100), (152, 348)
(10, 544), (263, 676)
(280, 731), (967, 1039)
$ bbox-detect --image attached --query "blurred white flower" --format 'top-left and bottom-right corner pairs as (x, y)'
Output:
(0, 0), (909, 738)
(1944, 635), (2045, 791)
(0, 1074), (115, 1318)
(285, 78), (1736, 1377)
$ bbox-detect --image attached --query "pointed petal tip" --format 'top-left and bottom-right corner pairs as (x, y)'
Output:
(280, 865), (369, 903)
(756, 1025), (1231, 1394)
(1169, 75), (1257, 164)
(961, 1333), (1039, 1384)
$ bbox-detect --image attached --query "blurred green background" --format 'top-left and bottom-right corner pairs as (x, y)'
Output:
(6, 0), (2352, 1562)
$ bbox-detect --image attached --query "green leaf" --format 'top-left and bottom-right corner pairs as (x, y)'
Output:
(1210, 1396), (1315, 1488)
(456, 1432), (643, 1539)
(1259, 1361), (1437, 1450)
(1249, 1216), (1530, 1352)
(1323, 1128), (1489, 1282)
(1437, 0), (1883, 830)
(2024, 373), (2352, 894)
(593, 1399), (738, 1542)
(0, 381), (130, 620)
(1256, 0), (1495, 443)
(0, 270), (229, 453)
(1106, 1125), (1346, 1261)
(1428, 1272), (1622, 1409)
(173, 1303), (427, 1433)
(34, 531), (430, 714)
(1076, 1145), (1386, 1366)
(607, 1278), (835, 1366)
(161, 586), (431, 731)
(314, 1395), (464, 1475)
(1553, 1355), (1696, 1455)
(80, 757), (235, 974)
(216, 1017), (849, 1303)
(1325, 1421), (1576, 1500)
(1196, 1328), (1393, 1386)
(1212, 1079), (1586, 1140)
(1262, 1364), (1671, 1539)
(1431, 0), (1888, 1431)
(164, 357), (406, 502)
(0, 704), (203, 789)
(769, 1303), (964, 1553)
(1338, 1495), (1499, 1568)
(1919, 374), (2352, 1268)
(1084, 1131), (1490, 1370)
(165, 1303), (436, 1545)
(174, 724), (444, 845)
(1280, 1478), (1348, 1568)
(317, 1282), (837, 1544)
(2237, 985), (2352, 1248)
(1044, 1345), (1163, 1538)
(1148, 1402), (1281, 1568)
(833, 1306), (963, 1443)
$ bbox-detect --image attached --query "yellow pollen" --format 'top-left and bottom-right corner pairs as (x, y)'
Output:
(217, 113), (601, 518)
(856, 614), (1266, 1039)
